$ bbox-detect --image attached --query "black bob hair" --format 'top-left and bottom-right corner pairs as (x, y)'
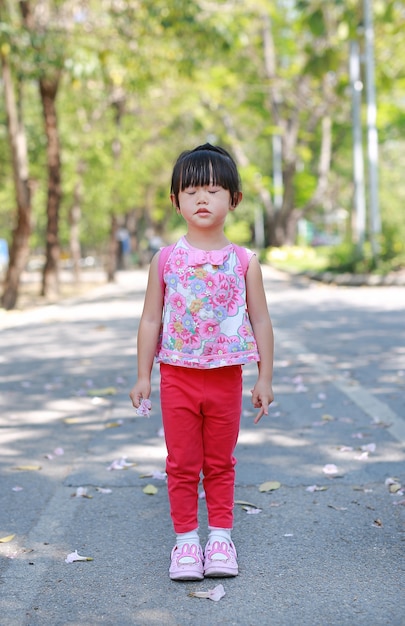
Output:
(170, 143), (241, 208)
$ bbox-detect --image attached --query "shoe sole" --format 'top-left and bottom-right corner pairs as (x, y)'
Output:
(204, 567), (238, 577)
(170, 572), (204, 581)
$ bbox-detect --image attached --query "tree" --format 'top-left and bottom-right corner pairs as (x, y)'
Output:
(20, 0), (63, 297)
(0, 1), (32, 310)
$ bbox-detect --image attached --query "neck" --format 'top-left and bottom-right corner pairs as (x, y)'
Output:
(184, 227), (229, 251)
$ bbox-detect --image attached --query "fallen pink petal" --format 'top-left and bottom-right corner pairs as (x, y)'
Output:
(12, 486), (23, 492)
(322, 464), (339, 475)
(72, 487), (92, 498)
(355, 451), (369, 461)
(361, 443), (376, 453)
(65, 550), (93, 563)
(245, 507), (262, 514)
(189, 584), (226, 602)
(54, 447), (64, 456)
(107, 457), (135, 471)
(151, 470), (167, 480)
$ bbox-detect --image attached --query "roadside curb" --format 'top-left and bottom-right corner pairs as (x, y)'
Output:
(270, 266), (405, 287)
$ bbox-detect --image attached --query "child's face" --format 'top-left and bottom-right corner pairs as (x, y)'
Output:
(172, 184), (241, 229)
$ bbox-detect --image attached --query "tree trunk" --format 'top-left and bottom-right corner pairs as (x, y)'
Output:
(39, 75), (62, 298)
(106, 214), (118, 282)
(0, 46), (32, 310)
(69, 160), (85, 283)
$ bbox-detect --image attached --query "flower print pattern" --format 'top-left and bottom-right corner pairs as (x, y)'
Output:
(157, 237), (260, 369)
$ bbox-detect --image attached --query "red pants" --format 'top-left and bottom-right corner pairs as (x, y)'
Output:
(160, 363), (242, 533)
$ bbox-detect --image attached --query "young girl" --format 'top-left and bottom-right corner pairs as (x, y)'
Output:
(130, 143), (274, 581)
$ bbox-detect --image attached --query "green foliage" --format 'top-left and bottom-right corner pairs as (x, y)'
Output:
(0, 0), (405, 268)
(265, 245), (329, 273)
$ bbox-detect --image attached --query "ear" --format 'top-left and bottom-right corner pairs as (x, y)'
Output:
(230, 191), (243, 211)
(170, 193), (181, 213)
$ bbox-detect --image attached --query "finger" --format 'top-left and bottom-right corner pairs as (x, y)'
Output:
(254, 407), (265, 424)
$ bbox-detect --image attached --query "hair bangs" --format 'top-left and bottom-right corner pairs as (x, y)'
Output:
(179, 153), (230, 191)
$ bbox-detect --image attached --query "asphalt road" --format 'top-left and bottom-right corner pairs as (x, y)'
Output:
(0, 267), (404, 626)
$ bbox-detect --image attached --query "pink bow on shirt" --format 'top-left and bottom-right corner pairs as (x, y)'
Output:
(188, 249), (228, 267)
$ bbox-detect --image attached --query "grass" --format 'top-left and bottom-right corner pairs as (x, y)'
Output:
(264, 246), (330, 274)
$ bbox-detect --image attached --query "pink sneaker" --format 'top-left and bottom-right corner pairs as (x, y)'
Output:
(203, 540), (238, 577)
(169, 543), (204, 581)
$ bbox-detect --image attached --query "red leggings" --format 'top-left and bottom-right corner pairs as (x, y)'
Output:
(160, 363), (242, 533)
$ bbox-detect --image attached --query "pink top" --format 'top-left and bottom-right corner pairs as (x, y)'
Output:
(156, 237), (260, 369)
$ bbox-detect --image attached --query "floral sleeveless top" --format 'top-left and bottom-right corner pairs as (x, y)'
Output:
(156, 237), (260, 369)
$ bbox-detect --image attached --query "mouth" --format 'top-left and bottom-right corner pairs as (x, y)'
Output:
(196, 209), (210, 215)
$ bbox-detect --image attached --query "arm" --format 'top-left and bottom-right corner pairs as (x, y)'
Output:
(245, 255), (274, 423)
(129, 252), (164, 409)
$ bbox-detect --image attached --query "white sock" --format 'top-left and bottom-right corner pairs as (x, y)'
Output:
(208, 527), (232, 545)
(176, 529), (200, 548)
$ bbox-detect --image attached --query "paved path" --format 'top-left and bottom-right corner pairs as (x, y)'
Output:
(0, 268), (404, 625)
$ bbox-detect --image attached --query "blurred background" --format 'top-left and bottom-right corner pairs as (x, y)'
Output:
(1, 0), (404, 309)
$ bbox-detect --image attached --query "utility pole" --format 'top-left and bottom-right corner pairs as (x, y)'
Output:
(363, 0), (381, 259)
(350, 40), (366, 249)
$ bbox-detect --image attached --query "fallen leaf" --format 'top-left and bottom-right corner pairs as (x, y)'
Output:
(306, 485), (328, 492)
(388, 483), (402, 494)
(373, 519), (383, 528)
(235, 499), (261, 508)
(63, 417), (81, 424)
(95, 487), (112, 494)
(65, 550), (94, 563)
(189, 584), (226, 602)
(328, 505), (348, 511)
(259, 481), (281, 492)
(88, 387), (117, 396)
(12, 465), (42, 471)
(322, 414), (334, 421)
(139, 471), (167, 481)
(0, 534), (15, 543)
(105, 421), (124, 428)
(244, 507), (262, 514)
(143, 484), (158, 495)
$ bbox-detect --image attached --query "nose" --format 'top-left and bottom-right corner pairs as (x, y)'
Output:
(196, 188), (209, 203)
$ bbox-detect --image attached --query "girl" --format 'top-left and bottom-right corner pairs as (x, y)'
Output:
(130, 143), (274, 581)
